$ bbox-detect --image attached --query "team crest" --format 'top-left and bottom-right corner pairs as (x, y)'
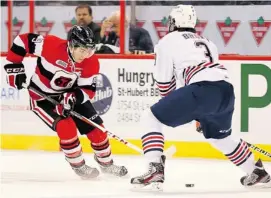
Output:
(56, 60), (68, 68)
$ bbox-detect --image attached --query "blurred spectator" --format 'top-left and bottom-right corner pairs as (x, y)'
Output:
(97, 11), (154, 54)
(75, 4), (101, 43)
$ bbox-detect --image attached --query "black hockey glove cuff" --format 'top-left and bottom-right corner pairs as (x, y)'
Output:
(4, 63), (26, 90)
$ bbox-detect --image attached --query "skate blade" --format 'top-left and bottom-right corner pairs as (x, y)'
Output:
(245, 180), (271, 189)
(79, 170), (100, 180)
(101, 172), (130, 180)
(131, 182), (163, 192)
(257, 180), (271, 189)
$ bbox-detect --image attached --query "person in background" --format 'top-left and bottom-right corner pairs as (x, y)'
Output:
(75, 4), (101, 44)
(97, 11), (154, 54)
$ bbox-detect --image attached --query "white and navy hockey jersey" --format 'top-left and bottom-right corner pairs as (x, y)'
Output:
(154, 31), (229, 97)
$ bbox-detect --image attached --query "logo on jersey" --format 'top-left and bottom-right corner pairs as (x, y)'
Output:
(153, 16), (168, 39)
(50, 70), (78, 91)
(35, 17), (54, 36)
(56, 60), (68, 68)
(63, 17), (77, 33)
(249, 16), (271, 46)
(91, 73), (113, 115)
(219, 128), (232, 134)
(31, 37), (44, 43)
(195, 19), (208, 36)
(217, 17), (240, 46)
(5, 17), (24, 40)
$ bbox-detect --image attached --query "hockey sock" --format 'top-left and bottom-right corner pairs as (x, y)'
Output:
(141, 109), (164, 163)
(56, 117), (84, 167)
(209, 135), (255, 174)
(142, 132), (164, 163)
(86, 125), (112, 165)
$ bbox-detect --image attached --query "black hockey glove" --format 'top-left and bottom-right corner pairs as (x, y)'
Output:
(55, 92), (76, 117)
(4, 63), (26, 90)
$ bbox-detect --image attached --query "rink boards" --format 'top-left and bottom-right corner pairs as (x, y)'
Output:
(1, 57), (270, 161)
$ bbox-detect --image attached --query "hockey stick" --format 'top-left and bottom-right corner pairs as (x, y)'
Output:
(246, 142), (271, 158)
(24, 84), (176, 157)
(196, 123), (271, 158)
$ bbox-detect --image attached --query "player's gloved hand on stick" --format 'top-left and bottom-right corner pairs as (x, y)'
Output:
(56, 92), (76, 117)
(196, 121), (203, 133)
(4, 63), (27, 90)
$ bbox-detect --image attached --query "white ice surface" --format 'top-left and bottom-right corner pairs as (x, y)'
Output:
(1, 150), (270, 198)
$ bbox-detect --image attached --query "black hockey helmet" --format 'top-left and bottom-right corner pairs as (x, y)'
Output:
(67, 25), (95, 50)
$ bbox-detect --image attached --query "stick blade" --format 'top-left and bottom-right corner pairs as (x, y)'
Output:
(164, 145), (177, 158)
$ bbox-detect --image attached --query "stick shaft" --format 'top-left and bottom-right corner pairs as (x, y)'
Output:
(246, 142), (271, 158)
(26, 84), (143, 154)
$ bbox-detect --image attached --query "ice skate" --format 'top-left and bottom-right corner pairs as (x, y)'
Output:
(94, 155), (128, 177)
(130, 155), (165, 191)
(240, 159), (271, 188)
(71, 161), (100, 179)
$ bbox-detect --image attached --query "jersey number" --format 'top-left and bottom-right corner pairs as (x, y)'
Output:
(54, 77), (72, 88)
(50, 70), (78, 91)
(195, 41), (213, 62)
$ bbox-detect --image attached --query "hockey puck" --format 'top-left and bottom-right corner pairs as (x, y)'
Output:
(185, 184), (194, 187)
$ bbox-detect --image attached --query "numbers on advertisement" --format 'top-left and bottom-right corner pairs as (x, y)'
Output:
(117, 112), (141, 123)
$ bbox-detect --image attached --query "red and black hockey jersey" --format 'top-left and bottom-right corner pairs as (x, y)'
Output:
(6, 33), (99, 101)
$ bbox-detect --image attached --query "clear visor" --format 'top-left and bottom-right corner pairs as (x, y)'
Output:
(77, 46), (96, 58)
(69, 41), (96, 58)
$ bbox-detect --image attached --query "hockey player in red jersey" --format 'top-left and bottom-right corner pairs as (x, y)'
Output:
(4, 25), (128, 179)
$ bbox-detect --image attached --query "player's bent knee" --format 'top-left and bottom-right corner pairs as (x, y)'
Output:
(86, 124), (108, 144)
(207, 134), (242, 154)
(53, 117), (64, 131)
(203, 128), (232, 139)
(55, 117), (77, 140)
(140, 109), (163, 136)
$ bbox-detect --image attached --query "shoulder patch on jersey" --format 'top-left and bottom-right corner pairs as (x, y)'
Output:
(31, 37), (44, 43)
(56, 60), (68, 68)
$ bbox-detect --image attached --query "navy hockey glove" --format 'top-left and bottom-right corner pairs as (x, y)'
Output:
(4, 63), (26, 90)
(56, 92), (76, 117)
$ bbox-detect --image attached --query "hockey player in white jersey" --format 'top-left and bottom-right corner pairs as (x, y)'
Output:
(130, 4), (270, 189)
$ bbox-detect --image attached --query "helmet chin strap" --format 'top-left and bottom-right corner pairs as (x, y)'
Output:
(67, 44), (77, 72)
(67, 43), (76, 63)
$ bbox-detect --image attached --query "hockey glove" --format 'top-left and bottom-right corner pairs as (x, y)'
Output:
(4, 63), (27, 90)
(56, 92), (76, 117)
(196, 121), (203, 133)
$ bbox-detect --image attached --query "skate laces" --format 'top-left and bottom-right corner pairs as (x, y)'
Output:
(245, 173), (258, 184)
(74, 164), (94, 175)
(102, 163), (123, 174)
(138, 163), (157, 178)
